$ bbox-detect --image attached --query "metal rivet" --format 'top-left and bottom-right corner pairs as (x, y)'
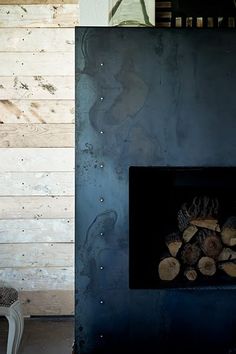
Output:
(100, 97), (104, 101)
(100, 232), (104, 236)
(100, 300), (104, 304)
(100, 164), (104, 168)
(100, 130), (104, 135)
(100, 63), (104, 66)
(100, 266), (104, 270)
(100, 197), (104, 203)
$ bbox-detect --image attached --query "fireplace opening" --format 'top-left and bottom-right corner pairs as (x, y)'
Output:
(129, 167), (236, 289)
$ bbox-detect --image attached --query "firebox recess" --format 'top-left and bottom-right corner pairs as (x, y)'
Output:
(129, 167), (236, 289)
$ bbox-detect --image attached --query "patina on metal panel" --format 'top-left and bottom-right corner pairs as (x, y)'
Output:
(75, 28), (236, 354)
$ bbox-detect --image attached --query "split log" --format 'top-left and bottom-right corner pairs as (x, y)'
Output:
(165, 232), (182, 257)
(158, 257), (180, 281)
(218, 248), (236, 262)
(177, 196), (219, 231)
(183, 225), (198, 243)
(219, 261), (236, 277)
(221, 217), (236, 246)
(181, 243), (201, 265)
(190, 219), (220, 232)
(184, 267), (198, 281)
(198, 257), (216, 276)
(198, 230), (222, 258)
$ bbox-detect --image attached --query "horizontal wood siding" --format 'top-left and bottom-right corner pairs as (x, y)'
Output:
(0, 5), (79, 27)
(0, 148), (74, 172)
(0, 219), (74, 243)
(0, 124), (74, 147)
(0, 53), (74, 76)
(20, 290), (74, 316)
(0, 76), (74, 100)
(0, 172), (74, 195)
(0, 268), (74, 290)
(0, 28), (74, 52)
(0, 243), (74, 267)
(0, 100), (75, 123)
(0, 7), (77, 315)
(0, 196), (74, 219)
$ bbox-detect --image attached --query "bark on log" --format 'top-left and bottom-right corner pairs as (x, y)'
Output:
(198, 229), (222, 258)
(177, 196), (219, 231)
(183, 225), (198, 243)
(165, 232), (182, 257)
(190, 219), (220, 232)
(198, 256), (216, 276)
(184, 267), (198, 281)
(158, 257), (180, 281)
(181, 243), (201, 265)
(221, 217), (236, 246)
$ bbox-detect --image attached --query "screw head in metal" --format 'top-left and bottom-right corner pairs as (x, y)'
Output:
(100, 266), (104, 270)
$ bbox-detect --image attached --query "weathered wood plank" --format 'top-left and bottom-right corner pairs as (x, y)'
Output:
(0, 53), (74, 76)
(0, 148), (74, 172)
(0, 172), (74, 195)
(0, 76), (74, 99)
(0, 28), (74, 52)
(0, 196), (74, 219)
(0, 100), (74, 123)
(20, 290), (74, 316)
(0, 124), (74, 147)
(0, 219), (74, 243)
(0, 243), (74, 267)
(0, 5), (79, 27)
(0, 267), (74, 290)
(0, 0), (78, 4)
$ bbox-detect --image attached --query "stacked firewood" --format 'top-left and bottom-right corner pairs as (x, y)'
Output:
(158, 196), (236, 282)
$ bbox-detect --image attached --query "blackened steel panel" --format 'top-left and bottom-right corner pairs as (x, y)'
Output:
(75, 28), (236, 354)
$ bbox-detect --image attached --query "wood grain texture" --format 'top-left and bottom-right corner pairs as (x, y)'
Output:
(0, 100), (74, 123)
(0, 196), (74, 219)
(0, 53), (74, 76)
(0, 28), (74, 52)
(0, 0), (78, 4)
(0, 76), (74, 99)
(0, 124), (74, 147)
(0, 267), (74, 290)
(0, 148), (74, 172)
(0, 218), (74, 243)
(0, 4), (79, 27)
(0, 172), (74, 195)
(0, 243), (74, 267)
(20, 290), (74, 316)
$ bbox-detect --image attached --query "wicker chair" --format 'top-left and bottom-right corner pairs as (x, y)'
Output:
(0, 287), (24, 354)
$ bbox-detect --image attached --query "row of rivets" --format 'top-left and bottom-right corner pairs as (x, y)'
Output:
(99, 61), (105, 342)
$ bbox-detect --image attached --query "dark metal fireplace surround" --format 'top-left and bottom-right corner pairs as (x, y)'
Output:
(75, 28), (236, 354)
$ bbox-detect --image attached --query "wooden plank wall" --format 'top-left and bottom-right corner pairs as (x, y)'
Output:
(0, 3), (79, 316)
